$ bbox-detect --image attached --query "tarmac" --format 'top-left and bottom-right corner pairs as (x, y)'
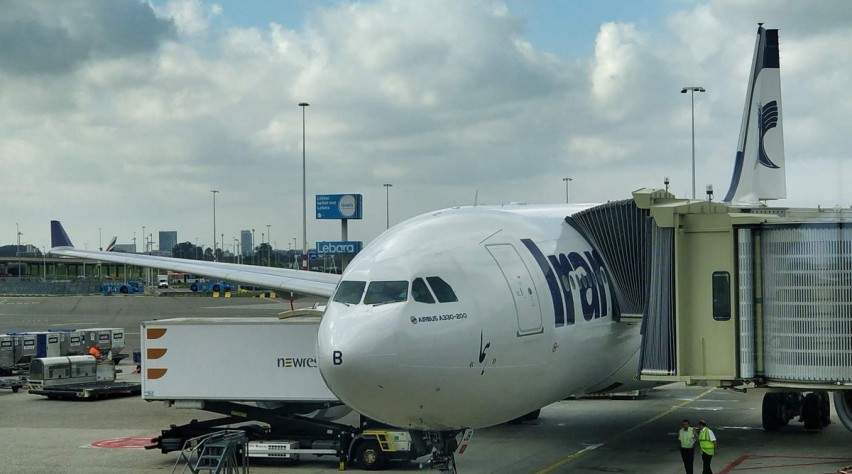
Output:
(1, 295), (851, 474)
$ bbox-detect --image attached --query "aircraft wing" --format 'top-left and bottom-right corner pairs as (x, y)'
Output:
(49, 221), (340, 298)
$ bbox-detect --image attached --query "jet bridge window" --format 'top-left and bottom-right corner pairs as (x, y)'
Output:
(712, 271), (731, 321)
(333, 280), (366, 304)
(426, 277), (458, 303)
(412, 278), (435, 303)
(364, 281), (409, 305)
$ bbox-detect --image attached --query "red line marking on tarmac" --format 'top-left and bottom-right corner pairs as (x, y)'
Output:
(90, 437), (155, 449)
(719, 454), (852, 473)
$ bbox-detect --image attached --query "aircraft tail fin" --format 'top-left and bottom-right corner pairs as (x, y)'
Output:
(50, 220), (74, 248)
(723, 25), (786, 204)
(105, 236), (117, 252)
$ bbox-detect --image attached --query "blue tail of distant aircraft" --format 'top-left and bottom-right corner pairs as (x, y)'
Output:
(50, 220), (74, 248)
(724, 25), (786, 204)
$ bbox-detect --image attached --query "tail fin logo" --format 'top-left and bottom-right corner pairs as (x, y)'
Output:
(758, 100), (780, 169)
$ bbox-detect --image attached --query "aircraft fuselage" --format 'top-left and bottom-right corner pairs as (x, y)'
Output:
(317, 204), (651, 430)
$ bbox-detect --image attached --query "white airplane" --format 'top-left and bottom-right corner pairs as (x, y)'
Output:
(51, 26), (828, 471)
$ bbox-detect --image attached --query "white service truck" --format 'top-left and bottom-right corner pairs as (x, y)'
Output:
(141, 316), (431, 470)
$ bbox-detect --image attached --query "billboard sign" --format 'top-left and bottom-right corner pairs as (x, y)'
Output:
(316, 241), (363, 255)
(316, 194), (362, 220)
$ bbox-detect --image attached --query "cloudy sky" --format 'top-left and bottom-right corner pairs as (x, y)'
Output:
(3, 0), (852, 253)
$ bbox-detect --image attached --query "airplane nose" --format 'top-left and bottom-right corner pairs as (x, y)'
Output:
(317, 306), (401, 420)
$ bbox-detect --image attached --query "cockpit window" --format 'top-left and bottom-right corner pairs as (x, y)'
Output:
(333, 280), (366, 304)
(364, 281), (409, 305)
(411, 278), (435, 303)
(426, 277), (457, 303)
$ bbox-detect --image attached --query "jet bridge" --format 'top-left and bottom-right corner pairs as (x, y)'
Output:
(628, 189), (852, 433)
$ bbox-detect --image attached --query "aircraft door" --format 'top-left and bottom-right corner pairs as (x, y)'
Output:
(486, 244), (543, 336)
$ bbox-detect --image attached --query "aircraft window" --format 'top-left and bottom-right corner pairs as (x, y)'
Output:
(426, 277), (458, 303)
(333, 280), (366, 304)
(364, 281), (409, 305)
(411, 278), (435, 303)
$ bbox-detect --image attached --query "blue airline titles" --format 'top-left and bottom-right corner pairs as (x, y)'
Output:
(521, 238), (612, 327)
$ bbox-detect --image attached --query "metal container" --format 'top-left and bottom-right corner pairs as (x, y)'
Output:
(27, 332), (64, 358)
(28, 355), (97, 390)
(0, 335), (15, 369)
(7, 333), (38, 364)
(49, 329), (84, 355)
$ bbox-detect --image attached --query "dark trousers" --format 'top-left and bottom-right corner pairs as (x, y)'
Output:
(701, 451), (713, 474)
(679, 446), (695, 474)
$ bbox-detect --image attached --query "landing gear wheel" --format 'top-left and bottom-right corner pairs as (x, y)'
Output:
(212, 284), (221, 293)
(802, 392), (822, 432)
(762, 392), (783, 431)
(818, 391), (832, 427)
(355, 440), (386, 471)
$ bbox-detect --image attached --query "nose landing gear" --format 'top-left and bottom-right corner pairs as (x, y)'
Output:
(426, 429), (474, 473)
(428, 431), (458, 473)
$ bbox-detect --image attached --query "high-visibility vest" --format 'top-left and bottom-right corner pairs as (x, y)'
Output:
(698, 428), (715, 455)
(679, 428), (695, 448)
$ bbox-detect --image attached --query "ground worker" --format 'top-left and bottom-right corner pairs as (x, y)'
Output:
(697, 420), (717, 474)
(678, 419), (696, 474)
(88, 344), (102, 359)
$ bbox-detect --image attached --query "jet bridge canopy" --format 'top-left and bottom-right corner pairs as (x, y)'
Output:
(634, 189), (852, 388)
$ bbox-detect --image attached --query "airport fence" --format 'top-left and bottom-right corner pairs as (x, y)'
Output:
(0, 278), (104, 296)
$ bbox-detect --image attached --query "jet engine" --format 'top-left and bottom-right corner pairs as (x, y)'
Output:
(834, 391), (852, 432)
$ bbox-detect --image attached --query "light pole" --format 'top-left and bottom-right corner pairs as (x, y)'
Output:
(681, 86), (705, 199)
(98, 227), (102, 251)
(142, 226), (146, 253)
(251, 228), (256, 263)
(562, 177), (573, 204)
(211, 190), (219, 261)
(382, 183), (393, 229)
(266, 224), (271, 267)
(16, 223), (22, 279)
(299, 102), (309, 270)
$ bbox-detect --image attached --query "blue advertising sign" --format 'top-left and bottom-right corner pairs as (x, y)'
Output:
(316, 241), (363, 255)
(316, 194), (363, 220)
(308, 251), (319, 261)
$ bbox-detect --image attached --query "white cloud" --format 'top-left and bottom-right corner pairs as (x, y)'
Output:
(153, 0), (221, 36)
(2, 0), (852, 251)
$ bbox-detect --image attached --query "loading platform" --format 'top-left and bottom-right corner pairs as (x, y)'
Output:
(29, 381), (141, 399)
